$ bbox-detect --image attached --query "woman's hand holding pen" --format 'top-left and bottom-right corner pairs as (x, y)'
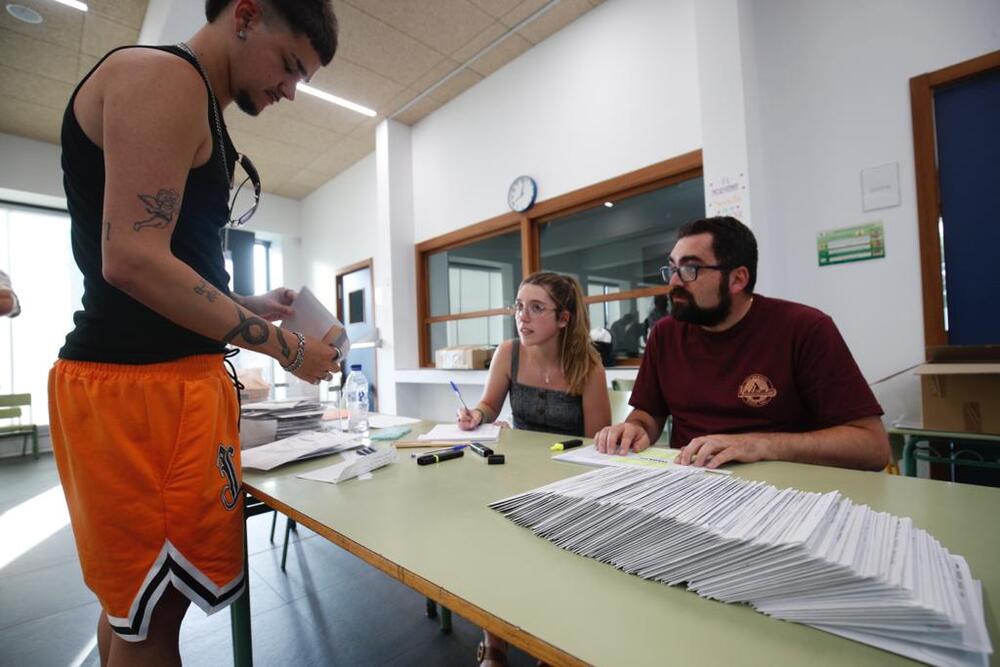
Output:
(456, 406), (482, 431)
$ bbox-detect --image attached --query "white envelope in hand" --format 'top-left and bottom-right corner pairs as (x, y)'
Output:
(281, 286), (350, 359)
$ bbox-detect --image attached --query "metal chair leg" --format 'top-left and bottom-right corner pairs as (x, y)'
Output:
(269, 511), (277, 544)
(281, 518), (293, 572)
(425, 597), (437, 618)
(439, 606), (452, 633)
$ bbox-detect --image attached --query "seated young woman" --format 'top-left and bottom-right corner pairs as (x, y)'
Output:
(457, 271), (611, 438)
(457, 271), (611, 666)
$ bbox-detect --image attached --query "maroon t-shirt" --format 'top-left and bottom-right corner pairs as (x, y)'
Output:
(630, 295), (882, 448)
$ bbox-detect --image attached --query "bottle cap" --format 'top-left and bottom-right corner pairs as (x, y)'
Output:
(351, 364), (362, 371)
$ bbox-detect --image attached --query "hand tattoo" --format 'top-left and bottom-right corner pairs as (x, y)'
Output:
(275, 327), (292, 359)
(194, 281), (218, 303)
(222, 306), (270, 346)
(132, 189), (180, 231)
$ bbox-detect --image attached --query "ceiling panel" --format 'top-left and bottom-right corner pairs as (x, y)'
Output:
(345, 0), (494, 57)
(81, 11), (137, 57)
(0, 27), (80, 84)
(333, 2), (448, 87)
(0, 0), (597, 200)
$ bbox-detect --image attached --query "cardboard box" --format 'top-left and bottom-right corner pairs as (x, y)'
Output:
(913, 363), (1000, 434)
(435, 345), (495, 370)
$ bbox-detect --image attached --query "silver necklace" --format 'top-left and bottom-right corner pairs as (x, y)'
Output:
(177, 42), (231, 189)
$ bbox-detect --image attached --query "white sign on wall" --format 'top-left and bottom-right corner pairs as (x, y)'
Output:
(861, 162), (900, 211)
(707, 172), (747, 220)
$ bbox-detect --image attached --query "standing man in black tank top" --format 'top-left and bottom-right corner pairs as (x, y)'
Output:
(51, 2), (339, 665)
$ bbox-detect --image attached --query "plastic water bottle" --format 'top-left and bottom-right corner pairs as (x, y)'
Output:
(345, 365), (369, 435)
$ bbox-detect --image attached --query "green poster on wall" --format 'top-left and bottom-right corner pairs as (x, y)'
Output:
(817, 222), (886, 266)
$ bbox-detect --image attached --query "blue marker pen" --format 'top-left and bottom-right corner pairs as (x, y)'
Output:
(449, 381), (469, 411)
(410, 444), (466, 459)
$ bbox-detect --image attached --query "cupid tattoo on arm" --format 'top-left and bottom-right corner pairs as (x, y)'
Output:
(133, 189), (180, 231)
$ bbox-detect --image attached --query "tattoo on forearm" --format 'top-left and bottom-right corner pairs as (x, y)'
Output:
(132, 189), (180, 231)
(104, 221), (111, 240)
(194, 281), (218, 303)
(222, 305), (270, 346)
(275, 327), (292, 359)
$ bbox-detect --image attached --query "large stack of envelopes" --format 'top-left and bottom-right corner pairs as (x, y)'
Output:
(490, 467), (992, 666)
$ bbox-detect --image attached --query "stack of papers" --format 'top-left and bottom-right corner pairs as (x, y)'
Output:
(490, 467), (992, 666)
(242, 399), (325, 441)
(241, 430), (365, 471)
(418, 423), (500, 442)
(553, 444), (731, 475)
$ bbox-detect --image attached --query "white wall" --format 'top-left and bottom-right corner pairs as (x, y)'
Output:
(411, 0), (702, 242)
(744, 0), (1000, 415)
(298, 151), (377, 307)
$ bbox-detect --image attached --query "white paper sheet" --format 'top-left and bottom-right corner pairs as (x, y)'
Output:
(240, 430), (364, 471)
(418, 423), (500, 442)
(553, 444), (732, 475)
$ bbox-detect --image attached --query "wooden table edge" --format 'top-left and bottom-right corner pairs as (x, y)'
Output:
(244, 484), (590, 667)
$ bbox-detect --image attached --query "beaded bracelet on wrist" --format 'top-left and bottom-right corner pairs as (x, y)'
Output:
(281, 331), (306, 372)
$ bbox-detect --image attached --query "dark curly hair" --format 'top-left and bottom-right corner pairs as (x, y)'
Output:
(677, 216), (758, 294)
(206, 0), (338, 65)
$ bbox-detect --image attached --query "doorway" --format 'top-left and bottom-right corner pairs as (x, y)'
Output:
(336, 259), (377, 411)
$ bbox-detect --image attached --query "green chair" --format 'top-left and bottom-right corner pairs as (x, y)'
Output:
(0, 393), (39, 459)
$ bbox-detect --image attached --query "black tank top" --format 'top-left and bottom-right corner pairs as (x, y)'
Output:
(509, 341), (585, 437)
(59, 44), (235, 364)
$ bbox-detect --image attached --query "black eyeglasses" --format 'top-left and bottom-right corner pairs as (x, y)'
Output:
(660, 264), (728, 283)
(229, 153), (260, 227)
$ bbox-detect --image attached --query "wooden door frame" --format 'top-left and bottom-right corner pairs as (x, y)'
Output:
(910, 49), (1000, 351)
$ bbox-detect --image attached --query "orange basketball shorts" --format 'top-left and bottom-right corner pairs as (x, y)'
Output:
(48, 354), (245, 642)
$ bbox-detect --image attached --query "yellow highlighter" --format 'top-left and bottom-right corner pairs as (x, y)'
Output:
(550, 439), (583, 452)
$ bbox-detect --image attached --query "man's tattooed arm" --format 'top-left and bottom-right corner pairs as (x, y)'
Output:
(193, 281), (218, 303)
(133, 189), (180, 231)
(221, 305), (270, 346)
(274, 327), (292, 360)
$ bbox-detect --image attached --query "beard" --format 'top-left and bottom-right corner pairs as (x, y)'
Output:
(669, 278), (732, 327)
(235, 90), (260, 116)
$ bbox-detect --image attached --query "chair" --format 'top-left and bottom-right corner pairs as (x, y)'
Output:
(0, 393), (39, 459)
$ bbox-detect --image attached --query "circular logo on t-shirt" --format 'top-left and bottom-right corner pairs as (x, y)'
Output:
(738, 374), (777, 407)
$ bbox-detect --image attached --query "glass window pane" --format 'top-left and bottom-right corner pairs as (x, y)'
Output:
(428, 231), (522, 317)
(1, 206), (82, 425)
(541, 176), (703, 362)
(430, 316), (515, 362)
(253, 242), (269, 294)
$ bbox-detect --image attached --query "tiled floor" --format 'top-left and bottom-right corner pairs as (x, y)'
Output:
(0, 454), (536, 666)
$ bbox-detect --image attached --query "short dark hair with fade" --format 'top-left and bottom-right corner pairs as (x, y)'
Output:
(206, 0), (339, 65)
(677, 216), (759, 294)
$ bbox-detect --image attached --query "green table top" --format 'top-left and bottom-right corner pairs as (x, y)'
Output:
(243, 423), (1000, 666)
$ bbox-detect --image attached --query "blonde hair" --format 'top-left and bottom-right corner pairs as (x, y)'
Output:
(521, 271), (601, 395)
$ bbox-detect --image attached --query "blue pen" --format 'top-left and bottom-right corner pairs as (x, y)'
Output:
(411, 444), (466, 459)
(449, 381), (469, 411)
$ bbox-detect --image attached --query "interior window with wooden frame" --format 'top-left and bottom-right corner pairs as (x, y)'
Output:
(415, 151), (705, 368)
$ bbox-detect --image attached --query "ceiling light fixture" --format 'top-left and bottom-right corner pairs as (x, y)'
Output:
(5, 4), (43, 23)
(296, 83), (376, 117)
(51, 0), (88, 10)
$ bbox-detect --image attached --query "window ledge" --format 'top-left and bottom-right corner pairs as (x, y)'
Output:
(394, 367), (639, 385)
